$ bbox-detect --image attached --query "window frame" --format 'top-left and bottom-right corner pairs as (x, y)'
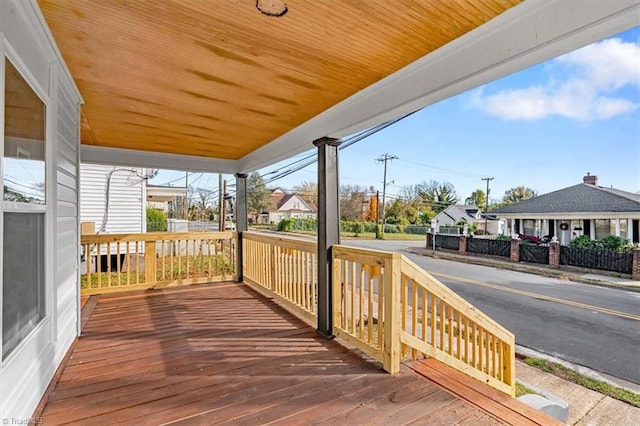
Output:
(1, 38), (54, 366)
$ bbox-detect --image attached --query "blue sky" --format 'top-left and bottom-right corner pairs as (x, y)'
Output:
(152, 26), (640, 203)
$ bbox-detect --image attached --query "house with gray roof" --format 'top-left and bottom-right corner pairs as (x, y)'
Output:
(491, 174), (640, 246)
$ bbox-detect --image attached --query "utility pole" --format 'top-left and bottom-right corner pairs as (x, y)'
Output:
(218, 174), (223, 231)
(376, 153), (398, 238)
(184, 171), (189, 220)
(221, 179), (227, 231)
(481, 177), (494, 234)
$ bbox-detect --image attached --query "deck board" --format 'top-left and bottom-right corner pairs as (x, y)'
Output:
(40, 282), (543, 425)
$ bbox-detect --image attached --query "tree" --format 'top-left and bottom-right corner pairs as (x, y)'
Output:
(410, 180), (459, 213)
(465, 189), (486, 207)
(292, 181), (318, 205)
(247, 172), (271, 215)
(339, 184), (367, 221)
(366, 187), (378, 222)
(502, 186), (537, 204)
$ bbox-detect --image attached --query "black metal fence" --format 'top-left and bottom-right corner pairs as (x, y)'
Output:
(519, 244), (549, 265)
(467, 238), (510, 257)
(435, 234), (460, 251)
(560, 247), (633, 274)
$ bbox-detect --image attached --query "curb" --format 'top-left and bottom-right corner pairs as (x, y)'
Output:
(406, 247), (640, 293)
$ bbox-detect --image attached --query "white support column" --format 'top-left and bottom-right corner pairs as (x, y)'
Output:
(615, 218), (621, 237)
(590, 219), (596, 240)
(628, 218), (634, 242)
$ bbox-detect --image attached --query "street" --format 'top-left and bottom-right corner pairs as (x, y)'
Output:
(344, 239), (640, 386)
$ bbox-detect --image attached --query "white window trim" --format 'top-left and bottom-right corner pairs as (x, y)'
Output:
(0, 36), (54, 367)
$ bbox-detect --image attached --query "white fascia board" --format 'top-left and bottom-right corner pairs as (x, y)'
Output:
(81, 145), (238, 174)
(239, 0), (640, 173)
(494, 213), (640, 220)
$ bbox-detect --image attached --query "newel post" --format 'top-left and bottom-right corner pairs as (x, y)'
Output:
(548, 241), (560, 268)
(235, 173), (248, 282)
(314, 137), (342, 339)
(632, 249), (640, 281)
(383, 253), (402, 374)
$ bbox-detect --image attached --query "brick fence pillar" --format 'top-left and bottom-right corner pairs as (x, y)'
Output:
(549, 241), (560, 268)
(633, 249), (640, 280)
(426, 232), (433, 249)
(459, 235), (467, 254)
(510, 239), (520, 262)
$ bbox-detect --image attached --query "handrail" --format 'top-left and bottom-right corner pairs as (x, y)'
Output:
(241, 235), (515, 396)
(80, 231), (237, 295)
(243, 231), (317, 321)
(399, 256), (515, 396)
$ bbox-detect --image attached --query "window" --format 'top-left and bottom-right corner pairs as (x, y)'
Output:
(2, 58), (47, 359)
(594, 219), (612, 239)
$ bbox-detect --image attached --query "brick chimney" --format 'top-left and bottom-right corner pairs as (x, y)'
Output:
(583, 173), (598, 185)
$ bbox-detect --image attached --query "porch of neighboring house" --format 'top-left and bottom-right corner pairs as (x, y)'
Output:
(37, 231), (558, 424)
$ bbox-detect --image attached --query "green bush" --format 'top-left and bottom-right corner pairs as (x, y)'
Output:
(352, 221), (365, 236)
(569, 235), (596, 249)
(596, 235), (633, 252)
(496, 234), (510, 241)
(277, 217), (296, 232)
(146, 208), (167, 232)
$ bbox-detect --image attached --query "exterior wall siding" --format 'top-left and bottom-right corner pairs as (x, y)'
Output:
(0, 0), (82, 419)
(80, 164), (145, 234)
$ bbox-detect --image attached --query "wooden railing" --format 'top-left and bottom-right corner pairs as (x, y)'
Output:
(80, 231), (237, 295)
(242, 231), (317, 322)
(331, 246), (401, 373)
(398, 257), (515, 396)
(241, 234), (515, 396)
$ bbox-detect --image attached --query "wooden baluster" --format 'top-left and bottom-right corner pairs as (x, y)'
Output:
(421, 288), (427, 346)
(359, 265), (365, 339)
(368, 267), (374, 344)
(116, 242), (121, 287)
(430, 294), (436, 349)
(485, 331), (491, 374)
(464, 317), (469, 364)
(185, 239), (190, 278)
(135, 241), (140, 284)
(439, 299), (445, 351)
(456, 311), (462, 360)
(351, 261), (356, 334)
(411, 277), (418, 359)
(472, 323), (478, 368)
(107, 243), (112, 287)
(448, 306), (453, 356)
(478, 326), (484, 372)
(145, 240), (157, 284)
(85, 244), (92, 289)
(377, 266), (384, 349)
(97, 243), (102, 288)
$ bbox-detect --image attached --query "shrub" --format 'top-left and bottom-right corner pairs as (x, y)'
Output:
(277, 217), (296, 232)
(496, 234), (510, 241)
(146, 208), (167, 232)
(596, 235), (633, 252)
(569, 235), (596, 249)
(352, 221), (364, 236)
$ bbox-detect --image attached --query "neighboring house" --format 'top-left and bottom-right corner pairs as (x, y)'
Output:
(147, 184), (188, 219)
(491, 174), (640, 246)
(434, 204), (504, 235)
(257, 189), (317, 224)
(80, 164), (147, 234)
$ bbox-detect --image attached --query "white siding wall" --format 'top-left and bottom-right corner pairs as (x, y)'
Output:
(80, 164), (145, 234)
(0, 0), (82, 419)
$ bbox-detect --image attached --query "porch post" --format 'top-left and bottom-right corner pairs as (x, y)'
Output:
(314, 136), (341, 339)
(235, 173), (248, 282)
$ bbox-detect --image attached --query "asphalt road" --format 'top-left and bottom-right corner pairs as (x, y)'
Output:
(344, 239), (640, 386)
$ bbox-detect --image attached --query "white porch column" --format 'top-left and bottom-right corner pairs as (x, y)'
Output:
(590, 219), (596, 239)
(615, 218), (621, 237)
(314, 136), (342, 339)
(628, 218), (634, 242)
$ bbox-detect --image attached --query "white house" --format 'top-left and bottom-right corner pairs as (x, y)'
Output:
(80, 164), (147, 234)
(266, 190), (317, 224)
(434, 204), (504, 235)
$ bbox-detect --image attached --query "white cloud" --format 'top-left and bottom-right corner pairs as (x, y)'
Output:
(469, 38), (640, 121)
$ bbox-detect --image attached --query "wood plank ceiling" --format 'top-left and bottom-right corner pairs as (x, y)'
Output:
(38, 0), (520, 161)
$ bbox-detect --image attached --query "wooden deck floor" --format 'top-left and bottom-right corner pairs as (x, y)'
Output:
(39, 282), (554, 425)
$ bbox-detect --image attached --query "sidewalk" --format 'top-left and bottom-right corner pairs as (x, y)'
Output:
(516, 359), (640, 425)
(406, 246), (640, 292)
